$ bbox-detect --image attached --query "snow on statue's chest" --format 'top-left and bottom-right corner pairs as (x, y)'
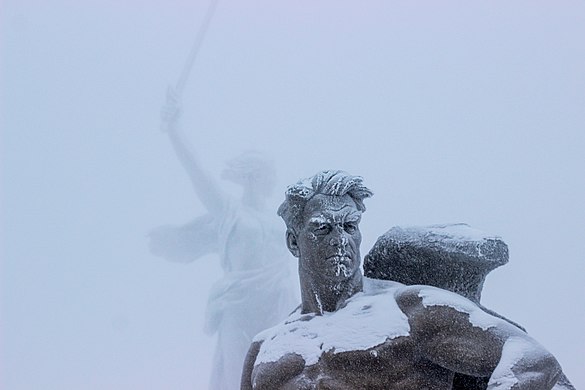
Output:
(254, 281), (410, 366)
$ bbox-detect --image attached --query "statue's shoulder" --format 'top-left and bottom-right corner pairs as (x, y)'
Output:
(252, 306), (304, 343)
(362, 276), (452, 306)
(386, 283), (452, 315)
(394, 283), (511, 335)
(393, 284), (476, 311)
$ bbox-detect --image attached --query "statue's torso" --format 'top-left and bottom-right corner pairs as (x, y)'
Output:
(205, 202), (298, 339)
(252, 338), (454, 390)
(223, 204), (288, 272)
(251, 281), (455, 389)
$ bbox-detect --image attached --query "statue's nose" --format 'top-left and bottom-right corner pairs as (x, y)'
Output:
(329, 229), (348, 247)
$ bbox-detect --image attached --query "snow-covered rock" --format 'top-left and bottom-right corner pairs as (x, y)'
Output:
(363, 223), (508, 304)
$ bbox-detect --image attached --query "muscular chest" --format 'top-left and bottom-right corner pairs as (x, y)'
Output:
(252, 289), (429, 389)
(254, 289), (410, 366)
(252, 338), (453, 390)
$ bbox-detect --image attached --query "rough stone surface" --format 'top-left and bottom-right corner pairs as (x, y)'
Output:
(363, 223), (508, 304)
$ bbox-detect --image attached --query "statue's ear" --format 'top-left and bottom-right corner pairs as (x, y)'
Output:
(286, 230), (300, 258)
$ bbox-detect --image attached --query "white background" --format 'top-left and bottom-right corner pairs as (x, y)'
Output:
(2, 1), (584, 388)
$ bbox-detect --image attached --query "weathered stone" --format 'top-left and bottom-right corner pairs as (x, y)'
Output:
(364, 223), (508, 304)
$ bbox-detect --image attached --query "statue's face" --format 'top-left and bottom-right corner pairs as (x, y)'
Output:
(294, 194), (362, 282)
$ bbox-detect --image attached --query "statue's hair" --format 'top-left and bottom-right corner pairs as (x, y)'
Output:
(277, 170), (373, 232)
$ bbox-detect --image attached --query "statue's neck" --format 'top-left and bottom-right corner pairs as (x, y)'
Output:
(300, 270), (363, 315)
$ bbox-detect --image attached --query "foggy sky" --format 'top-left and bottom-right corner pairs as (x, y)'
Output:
(1, 1), (584, 389)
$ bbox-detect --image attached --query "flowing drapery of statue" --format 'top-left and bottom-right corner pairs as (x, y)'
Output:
(241, 170), (575, 390)
(149, 89), (298, 390)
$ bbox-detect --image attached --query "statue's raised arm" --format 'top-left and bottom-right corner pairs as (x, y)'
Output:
(153, 87), (299, 389)
(160, 86), (227, 215)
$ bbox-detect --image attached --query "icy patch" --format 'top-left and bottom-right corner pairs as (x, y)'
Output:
(328, 256), (351, 277)
(425, 223), (499, 242)
(309, 216), (329, 224)
(335, 262), (349, 277)
(488, 337), (533, 389)
(254, 279), (409, 366)
(391, 223), (501, 245)
(418, 287), (502, 330)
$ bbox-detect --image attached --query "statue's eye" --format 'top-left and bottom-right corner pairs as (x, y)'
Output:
(314, 224), (331, 235)
(344, 223), (358, 233)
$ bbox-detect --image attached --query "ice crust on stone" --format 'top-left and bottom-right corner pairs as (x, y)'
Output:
(254, 278), (410, 366)
(426, 223), (500, 241)
(382, 223), (503, 259)
(418, 286), (503, 330)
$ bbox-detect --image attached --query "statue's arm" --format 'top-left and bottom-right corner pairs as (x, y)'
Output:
(396, 286), (561, 390)
(476, 333), (559, 390)
(161, 87), (227, 215)
(241, 341), (262, 390)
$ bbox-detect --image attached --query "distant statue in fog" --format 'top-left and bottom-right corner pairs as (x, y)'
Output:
(149, 88), (298, 390)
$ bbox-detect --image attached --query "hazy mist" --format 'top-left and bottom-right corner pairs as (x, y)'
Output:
(2, 1), (584, 389)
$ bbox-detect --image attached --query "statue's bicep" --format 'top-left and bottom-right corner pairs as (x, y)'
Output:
(412, 305), (505, 377)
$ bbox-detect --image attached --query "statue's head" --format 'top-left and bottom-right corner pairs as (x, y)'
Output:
(278, 170), (373, 282)
(221, 151), (277, 195)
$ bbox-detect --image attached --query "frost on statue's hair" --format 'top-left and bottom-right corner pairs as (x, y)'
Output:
(277, 170), (373, 231)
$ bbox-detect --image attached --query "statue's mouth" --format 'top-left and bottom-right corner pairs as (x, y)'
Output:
(327, 255), (353, 277)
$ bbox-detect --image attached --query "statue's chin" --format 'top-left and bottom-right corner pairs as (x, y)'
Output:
(327, 256), (358, 278)
(303, 260), (360, 283)
(334, 263), (351, 277)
